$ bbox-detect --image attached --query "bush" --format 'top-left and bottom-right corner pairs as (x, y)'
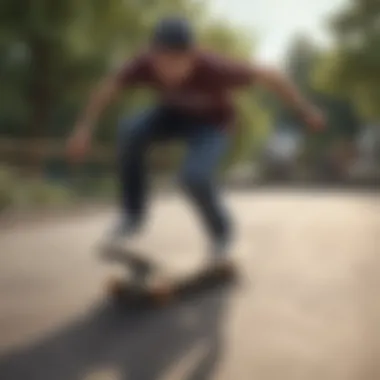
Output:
(0, 165), (76, 211)
(0, 166), (16, 211)
(23, 180), (75, 206)
(94, 177), (117, 198)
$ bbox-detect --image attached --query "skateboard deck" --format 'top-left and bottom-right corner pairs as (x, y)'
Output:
(101, 245), (237, 308)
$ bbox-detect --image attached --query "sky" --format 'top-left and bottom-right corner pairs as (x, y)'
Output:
(208, 0), (349, 65)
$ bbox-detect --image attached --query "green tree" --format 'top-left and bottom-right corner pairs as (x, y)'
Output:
(0, 0), (268, 175)
(0, 0), (199, 140)
(319, 0), (380, 119)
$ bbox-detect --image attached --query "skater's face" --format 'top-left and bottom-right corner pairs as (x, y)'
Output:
(150, 48), (196, 85)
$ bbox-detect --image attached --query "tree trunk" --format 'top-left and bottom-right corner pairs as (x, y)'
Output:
(25, 38), (53, 175)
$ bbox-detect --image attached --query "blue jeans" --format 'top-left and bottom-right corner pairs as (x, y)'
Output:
(117, 106), (232, 243)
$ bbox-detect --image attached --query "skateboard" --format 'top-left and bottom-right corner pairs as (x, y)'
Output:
(101, 245), (237, 308)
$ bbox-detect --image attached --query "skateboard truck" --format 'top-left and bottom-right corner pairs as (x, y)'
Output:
(100, 244), (155, 285)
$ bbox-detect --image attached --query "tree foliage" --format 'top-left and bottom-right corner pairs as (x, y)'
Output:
(0, 0), (270, 172)
(316, 0), (380, 119)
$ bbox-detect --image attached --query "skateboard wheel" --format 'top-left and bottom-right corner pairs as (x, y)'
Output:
(150, 283), (174, 306)
(106, 277), (127, 298)
(222, 266), (235, 278)
(215, 262), (236, 279)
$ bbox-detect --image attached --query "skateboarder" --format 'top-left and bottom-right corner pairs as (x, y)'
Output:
(66, 16), (325, 271)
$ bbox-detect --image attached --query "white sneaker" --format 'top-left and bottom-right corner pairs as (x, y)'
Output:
(210, 237), (230, 258)
(204, 237), (236, 273)
(98, 218), (139, 254)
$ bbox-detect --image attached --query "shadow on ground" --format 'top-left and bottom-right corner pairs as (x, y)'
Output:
(0, 286), (234, 380)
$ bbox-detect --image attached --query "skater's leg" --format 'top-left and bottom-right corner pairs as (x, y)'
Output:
(117, 110), (155, 229)
(179, 126), (233, 257)
(104, 107), (166, 245)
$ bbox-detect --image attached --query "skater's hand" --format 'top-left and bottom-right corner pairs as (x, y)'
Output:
(300, 106), (326, 132)
(66, 127), (92, 164)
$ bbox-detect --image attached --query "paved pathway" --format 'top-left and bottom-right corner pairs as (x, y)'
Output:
(0, 190), (378, 380)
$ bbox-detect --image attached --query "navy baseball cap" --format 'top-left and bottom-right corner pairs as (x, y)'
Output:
(151, 16), (195, 50)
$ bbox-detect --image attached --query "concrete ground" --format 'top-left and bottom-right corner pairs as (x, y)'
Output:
(0, 189), (378, 380)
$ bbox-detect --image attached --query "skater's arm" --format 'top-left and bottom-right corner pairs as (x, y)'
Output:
(74, 75), (122, 135)
(253, 66), (326, 131)
(67, 55), (150, 162)
(73, 54), (149, 136)
(66, 75), (123, 163)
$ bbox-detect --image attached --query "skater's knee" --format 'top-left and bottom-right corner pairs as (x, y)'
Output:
(117, 118), (150, 163)
(179, 169), (210, 194)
